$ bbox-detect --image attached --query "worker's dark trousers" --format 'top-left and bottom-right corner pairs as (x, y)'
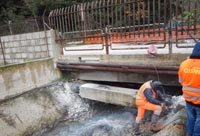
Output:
(186, 102), (200, 136)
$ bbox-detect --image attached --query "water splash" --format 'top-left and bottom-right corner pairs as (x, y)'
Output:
(42, 107), (136, 136)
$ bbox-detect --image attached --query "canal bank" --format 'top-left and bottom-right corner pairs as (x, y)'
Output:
(32, 82), (186, 136)
(0, 29), (193, 136)
(0, 77), (187, 136)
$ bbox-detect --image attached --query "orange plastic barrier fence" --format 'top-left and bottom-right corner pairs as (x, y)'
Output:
(84, 25), (200, 44)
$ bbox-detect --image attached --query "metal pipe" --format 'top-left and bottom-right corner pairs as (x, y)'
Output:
(0, 38), (6, 65)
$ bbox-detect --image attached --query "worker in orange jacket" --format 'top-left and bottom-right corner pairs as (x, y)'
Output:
(134, 80), (168, 134)
(178, 42), (200, 136)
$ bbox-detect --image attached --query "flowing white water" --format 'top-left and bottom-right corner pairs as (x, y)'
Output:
(41, 106), (136, 136)
(33, 81), (137, 136)
(32, 81), (183, 136)
(33, 81), (183, 136)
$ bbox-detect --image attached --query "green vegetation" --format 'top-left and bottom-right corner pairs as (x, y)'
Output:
(183, 0), (200, 23)
(0, 0), (199, 36)
(0, 0), (92, 26)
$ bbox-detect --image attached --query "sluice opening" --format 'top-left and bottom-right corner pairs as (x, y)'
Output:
(86, 81), (182, 96)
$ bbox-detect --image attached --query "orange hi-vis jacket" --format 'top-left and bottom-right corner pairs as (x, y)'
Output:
(179, 59), (200, 104)
(136, 80), (157, 106)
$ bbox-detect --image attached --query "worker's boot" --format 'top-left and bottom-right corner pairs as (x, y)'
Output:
(133, 123), (142, 135)
(150, 114), (161, 132)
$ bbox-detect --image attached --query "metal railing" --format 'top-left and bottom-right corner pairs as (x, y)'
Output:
(48, 0), (200, 54)
(0, 17), (51, 66)
(0, 17), (49, 37)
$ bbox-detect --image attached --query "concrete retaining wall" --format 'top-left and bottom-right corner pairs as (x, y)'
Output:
(0, 81), (83, 136)
(0, 89), (62, 136)
(0, 58), (61, 101)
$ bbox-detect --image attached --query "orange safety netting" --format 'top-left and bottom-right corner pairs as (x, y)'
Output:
(84, 25), (200, 44)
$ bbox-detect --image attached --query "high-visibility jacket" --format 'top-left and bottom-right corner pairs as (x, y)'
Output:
(179, 59), (200, 104)
(136, 80), (157, 106)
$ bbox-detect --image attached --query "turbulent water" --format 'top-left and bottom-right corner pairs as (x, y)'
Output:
(34, 81), (138, 136)
(33, 81), (182, 136)
(41, 106), (137, 136)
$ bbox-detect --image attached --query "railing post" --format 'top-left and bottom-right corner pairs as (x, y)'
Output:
(43, 10), (50, 57)
(8, 20), (13, 35)
(0, 38), (6, 65)
(104, 26), (111, 55)
(168, 20), (173, 55)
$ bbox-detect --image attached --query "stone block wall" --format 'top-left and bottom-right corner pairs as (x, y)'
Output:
(0, 30), (60, 65)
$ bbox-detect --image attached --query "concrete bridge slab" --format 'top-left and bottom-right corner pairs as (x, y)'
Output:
(80, 83), (137, 107)
(59, 42), (196, 87)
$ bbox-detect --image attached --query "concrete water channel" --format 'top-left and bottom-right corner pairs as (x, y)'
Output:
(0, 29), (196, 136)
(0, 41), (194, 136)
(31, 80), (185, 136)
(32, 42), (192, 136)
(34, 81), (137, 136)
(0, 57), (186, 136)
(1, 1), (199, 134)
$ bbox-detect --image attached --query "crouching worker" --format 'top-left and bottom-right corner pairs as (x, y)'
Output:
(134, 80), (168, 135)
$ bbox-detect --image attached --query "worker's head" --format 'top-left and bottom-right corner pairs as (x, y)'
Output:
(190, 42), (200, 59)
(150, 80), (164, 93)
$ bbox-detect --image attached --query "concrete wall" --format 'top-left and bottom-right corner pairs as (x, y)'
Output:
(0, 30), (61, 65)
(0, 58), (61, 101)
(0, 81), (87, 136)
(79, 71), (179, 86)
(0, 30), (62, 101)
(61, 54), (186, 86)
(61, 53), (189, 67)
(0, 89), (62, 136)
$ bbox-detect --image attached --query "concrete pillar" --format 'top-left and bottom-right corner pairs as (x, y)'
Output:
(47, 30), (62, 60)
